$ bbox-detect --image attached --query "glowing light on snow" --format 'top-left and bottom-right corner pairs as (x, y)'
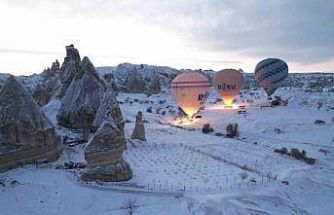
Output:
(208, 104), (241, 110)
(169, 117), (198, 126)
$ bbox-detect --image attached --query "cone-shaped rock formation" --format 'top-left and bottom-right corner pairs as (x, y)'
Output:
(83, 119), (132, 182)
(0, 76), (61, 171)
(57, 55), (105, 130)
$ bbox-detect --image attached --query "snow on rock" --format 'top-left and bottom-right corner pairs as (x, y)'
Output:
(97, 62), (180, 93)
(58, 44), (81, 98)
(33, 60), (61, 106)
(83, 119), (132, 182)
(93, 86), (124, 134)
(145, 72), (161, 95)
(0, 76), (61, 171)
(42, 99), (62, 126)
(124, 69), (146, 93)
(57, 56), (105, 130)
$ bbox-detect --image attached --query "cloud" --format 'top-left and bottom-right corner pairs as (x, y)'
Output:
(132, 0), (334, 64)
(0, 48), (61, 55)
(1, 0), (333, 69)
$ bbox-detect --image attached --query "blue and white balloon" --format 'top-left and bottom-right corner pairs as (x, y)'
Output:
(254, 58), (288, 96)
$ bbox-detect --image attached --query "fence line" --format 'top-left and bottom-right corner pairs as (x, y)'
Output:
(94, 173), (274, 194)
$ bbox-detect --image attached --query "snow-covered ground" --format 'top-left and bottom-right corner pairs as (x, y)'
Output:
(1, 88), (334, 215)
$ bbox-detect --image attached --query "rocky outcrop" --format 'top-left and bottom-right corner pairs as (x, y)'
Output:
(103, 73), (118, 92)
(51, 60), (60, 71)
(97, 63), (180, 93)
(0, 76), (61, 171)
(81, 56), (106, 88)
(57, 54), (105, 130)
(33, 60), (61, 106)
(131, 111), (146, 141)
(124, 70), (146, 93)
(58, 45), (81, 98)
(82, 119), (132, 182)
(145, 72), (161, 95)
(93, 86), (124, 135)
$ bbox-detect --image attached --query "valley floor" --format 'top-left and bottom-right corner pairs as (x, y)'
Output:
(1, 89), (334, 215)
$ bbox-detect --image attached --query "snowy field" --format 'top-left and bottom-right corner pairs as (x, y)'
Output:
(1, 88), (334, 214)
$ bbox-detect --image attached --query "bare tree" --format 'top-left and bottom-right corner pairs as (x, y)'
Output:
(121, 198), (139, 215)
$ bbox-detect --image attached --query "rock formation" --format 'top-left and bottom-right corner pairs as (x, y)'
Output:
(93, 86), (124, 135)
(82, 119), (132, 182)
(57, 53), (105, 130)
(51, 60), (60, 71)
(103, 73), (118, 92)
(124, 70), (146, 93)
(145, 72), (161, 95)
(131, 111), (146, 141)
(33, 60), (61, 106)
(0, 76), (61, 171)
(58, 44), (81, 98)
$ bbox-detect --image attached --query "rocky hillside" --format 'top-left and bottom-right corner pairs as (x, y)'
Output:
(1, 47), (333, 100)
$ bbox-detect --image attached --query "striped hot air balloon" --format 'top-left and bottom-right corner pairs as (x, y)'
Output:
(254, 58), (288, 96)
(171, 71), (211, 118)
(213, 69), (245, 106)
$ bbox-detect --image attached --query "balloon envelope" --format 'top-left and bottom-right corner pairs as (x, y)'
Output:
(254, 58), (288, 96)
(171, 71), (211, 117)
(213, 69), (245, 105)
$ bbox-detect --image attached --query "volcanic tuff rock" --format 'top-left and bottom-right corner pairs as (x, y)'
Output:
(58, 44), (81, 98)
(83, 119), (132, 182)
(57, 72), (105, 129)
(124, 70), (146, 93)
(0, 76), (61, 171)
(97, 63), (180, 93)
(103, 73), (118, 92)
(93, 85), (124, 135)
(33, 60), (61, 106)
(57, 52), (105, 130)
(145, 72), (161, 95)
(131, 111), (146, 141)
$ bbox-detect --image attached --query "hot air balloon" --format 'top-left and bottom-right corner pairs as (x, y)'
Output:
(171, 71), (211, 118)
(254, 58), (288, 96)
(213, 69), (245, 106)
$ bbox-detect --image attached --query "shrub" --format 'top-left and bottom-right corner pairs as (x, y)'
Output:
(274, 128), (283, 134)
(240, 172), (248, 181)
(271, 99), (281, 106)
(226, 123), (239, 138)
(0, 178), (5, 187)
(290, 148), (302, 159)
(274, 147), (316, 165)
(319, 149), (329, 155)
(214, 132), (224, 137)
(274, 147), (288, 155)
(282, 147), (288, 154)
(304, 157), (316, 165)
(159, 100), (166, 104)
(314, 119), (326, 125)
(202, 123), (214, 134)
(282, 180), (289, 185)
(146, 107), (153, 113)
(301, 150), (307, 159)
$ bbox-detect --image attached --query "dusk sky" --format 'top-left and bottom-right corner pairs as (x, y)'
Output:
(0, 0), (333, 75)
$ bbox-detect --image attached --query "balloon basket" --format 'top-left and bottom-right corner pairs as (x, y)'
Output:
(224, 105), (234, 109)
(169, 116), (198, 126)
